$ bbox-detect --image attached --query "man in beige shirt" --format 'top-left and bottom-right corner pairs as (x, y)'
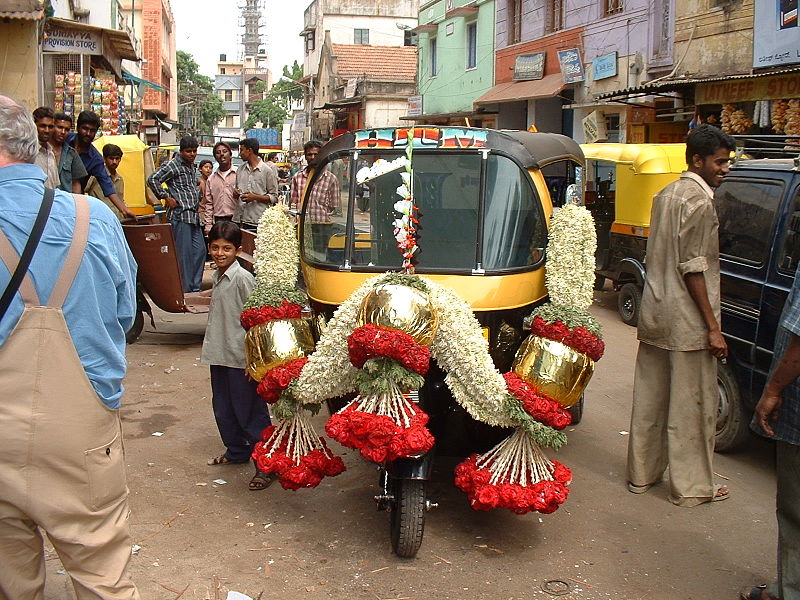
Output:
(627, 125), (734, 507)
(32, 106), (59, 188)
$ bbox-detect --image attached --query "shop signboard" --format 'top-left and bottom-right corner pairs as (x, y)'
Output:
(291, 112), (307, 132)
(648, 122), (689, 144)
(582, 110), (607, 143)
(513, 52), (546, 81)
(592, 52), (617, 81)
(753, 0), (800, 68)
(557, 48), (585, 84)
(407, 95), (423, 117)
(43, 26), (102, 55)
(345, 78), (358, 98)
(695, 72), (800, 104)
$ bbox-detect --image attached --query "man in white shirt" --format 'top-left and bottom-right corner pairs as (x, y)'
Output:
(32, 106), (58, 188)
(203, 141), (239, 234)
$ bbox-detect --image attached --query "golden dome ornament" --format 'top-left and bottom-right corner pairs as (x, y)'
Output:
(245, 318), (316, 381)
(356, 283), (439, 346)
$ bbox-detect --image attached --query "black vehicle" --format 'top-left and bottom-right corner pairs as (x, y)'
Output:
(714, 157), (800, 451)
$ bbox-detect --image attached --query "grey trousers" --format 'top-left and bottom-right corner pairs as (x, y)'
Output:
(767, 441), (800, 600)
(627, 342), (718, 506)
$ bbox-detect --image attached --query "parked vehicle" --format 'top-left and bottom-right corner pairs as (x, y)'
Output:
(297, 127), (585, 556)
(582, 143), (684, 326)
(92, 135), (160, 217)
(714, 156), (800, 451)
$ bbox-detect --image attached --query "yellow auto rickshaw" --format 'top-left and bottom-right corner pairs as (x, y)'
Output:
(581, 143), (685, 326)
(297, 126), (585, 556)
(92, 134), (161, 217)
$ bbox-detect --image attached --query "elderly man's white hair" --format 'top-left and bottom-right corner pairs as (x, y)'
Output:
(0, 95), (38, 164)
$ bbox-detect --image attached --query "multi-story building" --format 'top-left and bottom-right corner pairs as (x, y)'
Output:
(411, 0), (496, 127)
(299, 0), (419, 136)
(137, 0), (178, 142)
(215, 55), (245, 140)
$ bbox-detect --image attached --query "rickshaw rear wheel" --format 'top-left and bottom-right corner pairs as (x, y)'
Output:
(390, 478), (426, 558)
(617, 283), (642, 327)
(568, 396), (584, 425)
(126, 310), (144, 344)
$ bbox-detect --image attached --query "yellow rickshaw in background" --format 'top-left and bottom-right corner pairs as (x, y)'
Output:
(154, 143), (178, 168)
(93, 135), (161, 217)
(297, 127), (585, 557)
(581, 143), (685, 326)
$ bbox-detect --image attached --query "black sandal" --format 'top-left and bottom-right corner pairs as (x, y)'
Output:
(249, 471), (276, 491)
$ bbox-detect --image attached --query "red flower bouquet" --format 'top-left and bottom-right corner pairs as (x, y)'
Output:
(256, 357), (309, 404)
(530, 317), (605, 361)
(503, 372), (572, 430)
(347, 324), (430, 376)
(325, 401), (434, 463)
(252, 419), (346, 491)
(241, 300), (304, 331)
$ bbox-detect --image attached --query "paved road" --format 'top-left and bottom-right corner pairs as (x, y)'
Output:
(44, 287), (777, 600)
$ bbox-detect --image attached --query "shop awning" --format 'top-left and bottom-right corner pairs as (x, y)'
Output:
(314, 98), (362, 110)
(474, 73), (566, 105)
(399, 109), (498, 121)
(46, 17), (138, 61)
(0, 0), (44, 20)
(123, 71), (165, 93)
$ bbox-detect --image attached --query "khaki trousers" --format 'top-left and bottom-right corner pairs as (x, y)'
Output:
(627, 342), (718, 507)
(0, 195), (139, 599)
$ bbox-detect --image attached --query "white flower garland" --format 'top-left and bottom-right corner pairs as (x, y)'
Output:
(545, 204), (597, 311)
(253, 204), (299, 289)
(355, 156), (409, 184)
(293, 275), (384, 404)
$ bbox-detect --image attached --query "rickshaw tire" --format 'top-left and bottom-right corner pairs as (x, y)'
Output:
(714, 361), (751, 453)
(593, 274), (605, 291)
(390, 478), (425, 558)
(568, 396), (584, 425)
(126, 311), (145, 344)
(618, 283), (642, 327)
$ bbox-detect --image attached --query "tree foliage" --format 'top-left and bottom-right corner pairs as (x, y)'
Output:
(243, 62), (304, 130)
(176, 50), (225, 136)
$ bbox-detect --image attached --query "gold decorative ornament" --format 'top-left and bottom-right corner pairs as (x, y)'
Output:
(356, 283), (439, 346)
(245, 318), (316, 381)
(512, 335), (595, 408)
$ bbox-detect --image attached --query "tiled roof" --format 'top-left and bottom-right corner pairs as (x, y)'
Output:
(331, 44), (417, 81)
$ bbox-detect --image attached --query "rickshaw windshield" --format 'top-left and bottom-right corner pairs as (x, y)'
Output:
(300, 150), (546, 273)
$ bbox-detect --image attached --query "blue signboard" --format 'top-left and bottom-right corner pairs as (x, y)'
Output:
(557, 48), (585, 84)
(246, 128), (280, 147)
(592, 52), (617, 81)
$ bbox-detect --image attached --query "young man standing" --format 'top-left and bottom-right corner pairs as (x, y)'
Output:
(234, 137), (277, 233)
(51, 112), (86, 193)
(290, 140), (339, 257)
(147, 136), (205, 293)
(67, 110), (134, 220)
(626, 125), (735, 507)
(31, 106), (58, 188)
(202, 141), (238, 234)
(86, 143), (125, 220)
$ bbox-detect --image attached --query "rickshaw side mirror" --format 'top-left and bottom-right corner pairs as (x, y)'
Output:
(565, 184), (582, 206)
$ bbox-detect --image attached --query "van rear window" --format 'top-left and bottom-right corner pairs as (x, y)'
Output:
(715, 179), (782, 266)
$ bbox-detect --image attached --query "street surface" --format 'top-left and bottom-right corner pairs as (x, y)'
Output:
(44, 285), (777, 600)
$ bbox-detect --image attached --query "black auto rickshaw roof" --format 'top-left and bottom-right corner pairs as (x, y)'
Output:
(314, 127), (584, 170)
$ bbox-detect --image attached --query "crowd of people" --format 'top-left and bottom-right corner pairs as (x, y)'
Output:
(0, 96), (798, 600)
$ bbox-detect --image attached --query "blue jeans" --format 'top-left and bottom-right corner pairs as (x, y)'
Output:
(209, 366), (272, 463)
(170, 219), (205, 292)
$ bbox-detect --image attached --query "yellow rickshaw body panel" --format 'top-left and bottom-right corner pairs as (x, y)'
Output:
(302, 266), (548, 311)
(581, 143), (685, 228)
(93, 135), (158, 213)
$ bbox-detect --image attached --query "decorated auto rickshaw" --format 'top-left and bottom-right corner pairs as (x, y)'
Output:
(582, 143), (684, 326)
(240, 127), (604, 557)
(92, 134), (161, 217)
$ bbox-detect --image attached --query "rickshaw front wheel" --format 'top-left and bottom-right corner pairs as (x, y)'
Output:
(390, 479), (426, 558)
(126, 310), (144, 344)
(617, 283), (642, 327)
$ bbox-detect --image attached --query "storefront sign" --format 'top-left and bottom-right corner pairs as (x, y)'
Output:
(592, 52), (617, 81)
(407, 95), (423, 117)
(43, 27), (102, 55)
(291, 112), (307, 132)
(345, 78), (358, 98)
(513, 52), (545, 81)
(648, 122), (689, 144)
(557, 48), (585, 84)
(753, 0), (800, 68)
(582, 110), (607, 143)
(696, 72), (800, 104)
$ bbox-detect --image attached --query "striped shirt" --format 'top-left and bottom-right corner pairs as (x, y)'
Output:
(147, 155), (200, 225)
(291, 167), (339, 224)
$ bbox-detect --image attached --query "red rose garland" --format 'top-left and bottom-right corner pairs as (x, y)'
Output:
(530, 317), (605, 361)
(241, 300), (303, 331)
(347, 324), (430, 376)
(325, 402), (434, 463)
(454, 454), (571, 514)
(256, 357), (309, 403)
(503, 372), (572, 430)
(252, 423), (346, 491)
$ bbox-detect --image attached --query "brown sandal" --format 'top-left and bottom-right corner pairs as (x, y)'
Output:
(207, 455), (249, 466)
(249, 471), (276, 491)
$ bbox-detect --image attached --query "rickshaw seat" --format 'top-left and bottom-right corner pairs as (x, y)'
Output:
(123, 223), (209, 313)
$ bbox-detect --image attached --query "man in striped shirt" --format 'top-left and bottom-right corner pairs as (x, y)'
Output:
(290, 140), (339, 258)
(147, 136), (205, 292)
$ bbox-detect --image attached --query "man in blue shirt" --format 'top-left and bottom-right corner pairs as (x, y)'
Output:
(147, 135), (204, 292)
(0, 95), (139, 598)
(67, 110), (135, 220)
(743, 264), (800, 600)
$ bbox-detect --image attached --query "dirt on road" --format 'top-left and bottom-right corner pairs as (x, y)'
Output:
(44, 288), (777, 600)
